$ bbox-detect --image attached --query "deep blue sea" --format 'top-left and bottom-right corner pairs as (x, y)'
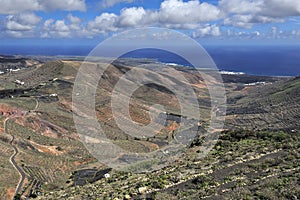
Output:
(0, 45), (299, 76)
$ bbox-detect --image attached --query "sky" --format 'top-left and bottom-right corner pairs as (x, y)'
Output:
(0, 0), (300, 46)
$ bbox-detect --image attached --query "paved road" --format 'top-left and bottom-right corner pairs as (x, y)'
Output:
(4, 118), (26, 198)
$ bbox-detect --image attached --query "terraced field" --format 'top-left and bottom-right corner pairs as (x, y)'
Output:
(35, 130), (300, 199)
(0, 60), (97, 198)
(0, 57), (298, 199)
(226, 77), (300, 132)
(0, 58), (213, 199)
(0, 136), (19, 199)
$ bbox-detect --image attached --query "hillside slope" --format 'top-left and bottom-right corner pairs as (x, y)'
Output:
(29, 62), (299, 200)
(0, 58), (216, 199)
(226, 76), (300, 132)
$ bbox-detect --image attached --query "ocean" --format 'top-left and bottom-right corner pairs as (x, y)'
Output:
(0, 45), (299, 76)
(120, 46), (300, 77)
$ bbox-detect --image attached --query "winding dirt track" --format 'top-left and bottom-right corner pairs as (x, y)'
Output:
(4, 98), (39, 199)
(4, 118), (26, 198)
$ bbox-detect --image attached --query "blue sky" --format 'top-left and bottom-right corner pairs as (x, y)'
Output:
(0, 0), (300, 46)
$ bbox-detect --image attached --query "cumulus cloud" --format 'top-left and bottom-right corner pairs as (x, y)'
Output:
(67, 14), (81, 30)
(262, 0), (300, 18)
(41, 0), (86, 12)
(43, 19), (54, 30)
(192, 24), (221, 38)
(6, 20), (32, 31)
(87, 13), (119, 34)
(219, 0), (262, 14)
(118, 7), (146, 27)
(291, 29), (300, 36)
(67, 14), (81, 24)
(158, 0), (221, 24)
(224, 29), (262, 39)
(0, 0), (86, 14)
(41, 14), (89, 38)
(42, 19), (72, 38)
(2, 0), (300, 39)
(54, 20), (70, 32)
(220, 0), (300, 17)
(220, 0), (300, 28)
(6, 31), (26, 38)
(265, 26), (298, 39)
(224, 14), (284, 28)
(223, 14), (254, 28)
(93, 0), (222, 31)
(96, 0), (300, 32)
(100, 0), (134, 8)
(4, 12), (41, 38)
(0, 0), (40, 14)
(6, 13), (41, 31)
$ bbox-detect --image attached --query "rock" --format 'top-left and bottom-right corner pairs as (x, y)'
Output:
(138, 186), (147, 194)
(124, 194), (131, 199)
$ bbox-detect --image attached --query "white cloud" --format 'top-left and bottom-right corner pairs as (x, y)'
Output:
(41, 19), (53, 38)
(224, 29), (263, 39)
(291, 29), (300, 36)
(67, 14), (81, 30)
(219, 0), (262, 15)
(54, 20), (70, 32)
(220, 0), (300, 28)
(265, 26), (297, 39)
(41, 0), (86, 12)
(220, 0), (300, 17)
(253, 31), (260, 36)
(157, 0), (221, 26)
(4, 13), (41, 38)
(0, 0), (40, 14)
(41, 14), (88, 38)
(83, 0), (222, 37)
(118, 7), (146, 27)
(251, 15), (284, 23)
(0, 0), (86, 14)
(43, 19), (54, 30)
(6, 20), (33, 31)
(6, 13), (41, 31)
(224, 14), (284, 28)
(2, 0), (300, 39)
(87, 13), (119, 34)
(6, 30), (25, 37)
(67, 14), (81, 24)
(100, 0), (134, 8)
(42, 19), (71, 38)
(223, 14), (254, 28)
(262, 0), (300, 18)
(192, 24), (221, 38)
(22, 13), (41, 25)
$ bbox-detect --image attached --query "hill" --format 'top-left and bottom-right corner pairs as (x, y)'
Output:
(0, 57), (298, 199)
(226, 76), (299, 132)
(0, 57), (213, 198)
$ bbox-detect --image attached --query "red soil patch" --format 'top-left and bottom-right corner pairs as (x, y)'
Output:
(59, 98), (73, 112)
(167, 121), (180, 132)
(73, 157), (95, 168)
(139, 141), (160, 151)
(14, 116), (79, 141)
(191, 82), (207, 89)
(0, 104), (25, 118)
(6, 187), (15, 200)
(29, 141), (64, 156)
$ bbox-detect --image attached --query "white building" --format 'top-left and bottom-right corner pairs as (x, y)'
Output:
(15, 80), (25, 85)
(104, 173), (110, 179)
